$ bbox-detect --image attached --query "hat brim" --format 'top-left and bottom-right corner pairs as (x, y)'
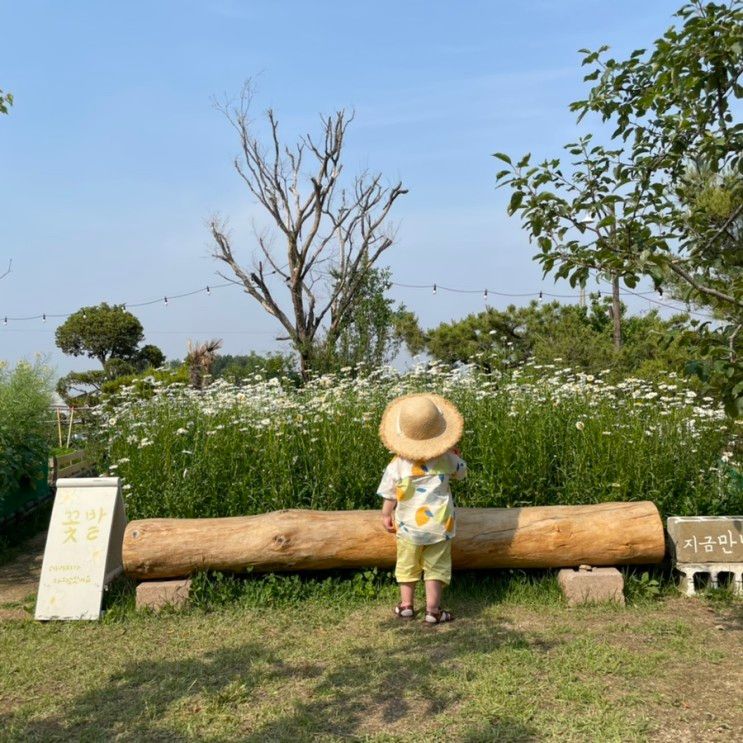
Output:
(379, 393), (463, 461)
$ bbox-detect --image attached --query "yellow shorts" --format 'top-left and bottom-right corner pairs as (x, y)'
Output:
(395, 539), (452, 585)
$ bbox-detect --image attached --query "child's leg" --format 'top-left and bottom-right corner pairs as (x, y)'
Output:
(424, 579), (443, 612)
(395, 539), (423, 609)
(399, 582), (417, 607)
(422, 540), (452, 611)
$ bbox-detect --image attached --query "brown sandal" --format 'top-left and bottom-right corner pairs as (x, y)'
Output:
(394, 603), (415, 620)
(424, 607), (454, 624)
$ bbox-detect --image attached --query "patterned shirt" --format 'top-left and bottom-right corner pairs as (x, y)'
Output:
(377, 452), (467, 546)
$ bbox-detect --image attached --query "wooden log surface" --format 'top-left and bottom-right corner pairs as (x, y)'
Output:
(123, 501), (665, 579)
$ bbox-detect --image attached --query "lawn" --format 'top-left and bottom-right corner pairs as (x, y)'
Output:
(1, 572), (741, 742)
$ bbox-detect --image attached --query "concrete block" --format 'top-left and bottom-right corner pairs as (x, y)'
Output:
(136, 578), (192, 611)
(675, 562), (743, 597)
(557, 565), (625, 607)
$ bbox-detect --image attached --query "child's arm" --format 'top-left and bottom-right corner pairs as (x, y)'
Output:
(381, 498), (396, 533)
(377, 458), (398, 533)
(449, 447), (467, 481)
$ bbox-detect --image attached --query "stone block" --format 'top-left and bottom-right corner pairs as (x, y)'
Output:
(136, 578), (192, 612)
(557, 565), (625, 607)
(667, 516), (743, 563)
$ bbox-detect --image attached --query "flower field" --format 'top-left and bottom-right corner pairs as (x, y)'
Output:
(92, 363), (742, 520)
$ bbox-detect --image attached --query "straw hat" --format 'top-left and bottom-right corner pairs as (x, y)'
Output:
(379, 393), (463, 461)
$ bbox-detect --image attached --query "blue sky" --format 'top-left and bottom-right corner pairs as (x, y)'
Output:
(1, 0), (685, 375)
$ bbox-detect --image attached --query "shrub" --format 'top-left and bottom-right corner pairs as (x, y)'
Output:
(0, 360), (53, 498)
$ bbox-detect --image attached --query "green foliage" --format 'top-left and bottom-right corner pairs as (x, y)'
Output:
(55, 303), (146, 367)
(0, 360), (53, 499)
(94, 366), (740, 521)
(392, 308), (427, 356)
(136, 344), (165, 370)
(424, 297), (701, 378)
(317, 266), (413, 373)
(624, 570), (662, 604)
(57, 355), (172, 408)
(496, 0), (743, 414)
(211, 352), (300, 385)
(0, 87), (12, 115)
(100, 365), (189, 398)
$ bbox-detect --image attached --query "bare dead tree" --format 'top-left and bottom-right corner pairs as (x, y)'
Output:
(210, 83), (407, 380)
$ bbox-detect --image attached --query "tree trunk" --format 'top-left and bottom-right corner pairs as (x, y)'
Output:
(123, 502), (665, 580)
(612, 273), (622, 349)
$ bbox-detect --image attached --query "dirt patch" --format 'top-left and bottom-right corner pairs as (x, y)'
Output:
(0, 531), (46, 618)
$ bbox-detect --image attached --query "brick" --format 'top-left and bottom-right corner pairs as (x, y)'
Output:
(136, 578), (192, 612)
(557, 566), (625, 607)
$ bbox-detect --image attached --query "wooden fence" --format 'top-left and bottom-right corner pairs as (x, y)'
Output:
(49, 450), (93, 482)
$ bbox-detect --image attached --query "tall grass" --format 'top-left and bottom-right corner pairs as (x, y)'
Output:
(92, 363), (741, 520)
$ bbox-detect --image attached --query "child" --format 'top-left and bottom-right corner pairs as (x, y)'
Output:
(377, 393), (466, 624)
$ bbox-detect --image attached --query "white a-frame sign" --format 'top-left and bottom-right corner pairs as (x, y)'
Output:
(36, 477), (128, 621)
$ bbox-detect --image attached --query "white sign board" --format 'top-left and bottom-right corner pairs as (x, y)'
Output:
(35, 477), (127, 621)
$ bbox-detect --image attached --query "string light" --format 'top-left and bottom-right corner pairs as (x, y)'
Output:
(0, 276), (718, 325)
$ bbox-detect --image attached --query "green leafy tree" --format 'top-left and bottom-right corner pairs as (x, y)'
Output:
(212, 352), (300, 385)
(392, 308), (427, 357)
(316, 266), (413, 372)
(136, 344), (166, 370)
(55, 303), (145, 367)
(495, 0), (742, 413)
(424, 297), (702, 378)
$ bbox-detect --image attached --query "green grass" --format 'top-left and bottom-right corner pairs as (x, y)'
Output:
(1, 571), (741, 742)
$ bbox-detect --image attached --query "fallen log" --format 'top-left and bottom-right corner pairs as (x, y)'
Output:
(123, 501), (665, 579)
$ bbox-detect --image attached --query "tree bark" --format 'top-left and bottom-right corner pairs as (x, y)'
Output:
(612, 273), (622, 349)
(123, 502), (665, 579)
